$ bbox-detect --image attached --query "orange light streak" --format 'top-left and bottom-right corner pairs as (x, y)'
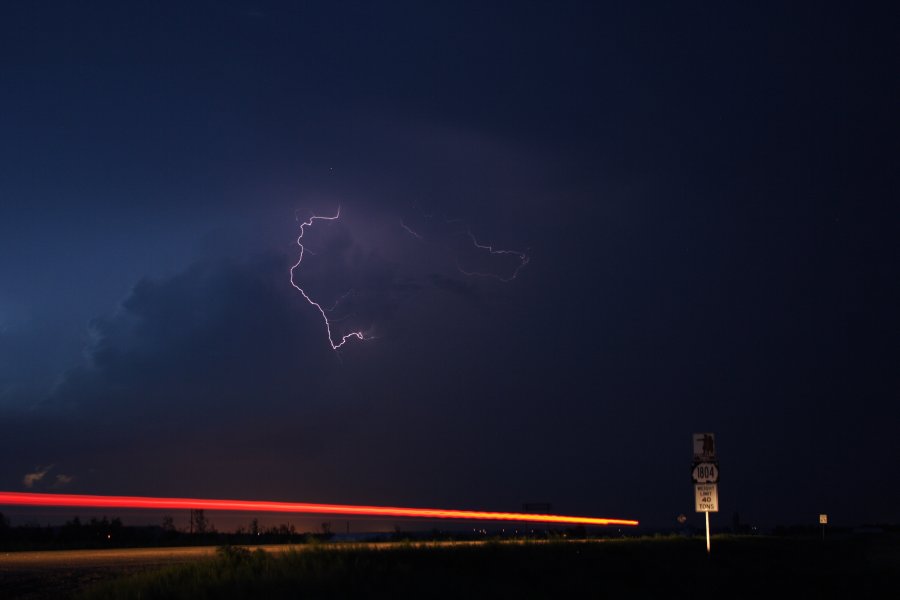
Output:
(0, 492), (638, 527)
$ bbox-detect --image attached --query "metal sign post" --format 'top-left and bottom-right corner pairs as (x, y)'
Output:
(705, 510), (711, 553)
(693, 433), (719, 554)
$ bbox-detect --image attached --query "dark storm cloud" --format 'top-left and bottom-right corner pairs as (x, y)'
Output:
(0, 212), (532, 498)
(1, 1), (897, 529)
(0, 256), (316, 479)
(0, 255), (327, 492)
(52, 255), (324, 415)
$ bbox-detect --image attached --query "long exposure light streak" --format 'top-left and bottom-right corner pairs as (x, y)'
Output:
(0, 492), (638, 527)
(458, 231), (530, 282)
(289, 207), (366, 350)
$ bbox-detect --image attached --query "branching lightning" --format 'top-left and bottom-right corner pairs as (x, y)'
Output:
(293, 209), (530, 348)
(0, 491), (639, 527)
(457, 231), (530, 282)
(324, 289), (355, 313)
(399, 219), (424, 241)
(290, 207), (366, 350)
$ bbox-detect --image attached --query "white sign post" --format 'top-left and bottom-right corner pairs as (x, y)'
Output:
(693, 433), (718, 554)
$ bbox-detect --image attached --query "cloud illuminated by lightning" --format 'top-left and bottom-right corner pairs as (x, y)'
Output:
(290, 207), (366, 351)
(22, 465), (53, 489)
(457, 231), (530, 282)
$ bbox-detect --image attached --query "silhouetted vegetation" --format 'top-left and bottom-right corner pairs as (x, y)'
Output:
(0, 513), (623, 551)
(78, 535), (900, 599)
(0, 514), (308, 551)
(0, 515), (138, 550)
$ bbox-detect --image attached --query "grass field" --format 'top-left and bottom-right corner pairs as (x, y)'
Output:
(76, 535), (900, 599)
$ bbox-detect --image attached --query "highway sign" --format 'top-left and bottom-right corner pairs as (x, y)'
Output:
(692, 462), (720, 484)
(819, 514), (828, 525)
(693, 433), (717, 462)
(694, 483), (719, 512)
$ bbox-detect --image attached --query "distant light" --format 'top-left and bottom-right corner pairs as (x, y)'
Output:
(0, 491), (639, 527)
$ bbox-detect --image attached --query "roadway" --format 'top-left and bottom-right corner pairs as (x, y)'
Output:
(0, 539), (549, 570)
(0, 543), (299, 570)
(0, 544), (303, 599)
(0, 540), (583, 598)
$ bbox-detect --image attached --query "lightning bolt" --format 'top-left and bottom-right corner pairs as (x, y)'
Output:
(290, 207), (366, 350)
(458, 231), (530, 282)
(400, 219), (424, 241)
(324, 289), (355, 313)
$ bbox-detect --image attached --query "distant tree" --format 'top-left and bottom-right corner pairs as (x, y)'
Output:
(108, 517), (123, 540)
(196, 511), (206, 534)
(60, 516), (83, 542)
(83, 516), (123, 541)
(567, 525), (587, 539)
(161, 515), (176, 532)
(320, 522), (331, 536)
(0, 512), (9, 540)
(190, 509), (209, 535)
(250, 518), (260, 536)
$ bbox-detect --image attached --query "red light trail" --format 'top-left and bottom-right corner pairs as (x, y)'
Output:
(0, 492), (638, 527)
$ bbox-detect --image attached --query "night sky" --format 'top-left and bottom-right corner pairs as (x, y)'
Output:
(1, 2), (898, 530)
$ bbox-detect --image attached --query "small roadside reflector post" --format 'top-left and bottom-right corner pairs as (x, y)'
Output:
(693, 433), (719, 554)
